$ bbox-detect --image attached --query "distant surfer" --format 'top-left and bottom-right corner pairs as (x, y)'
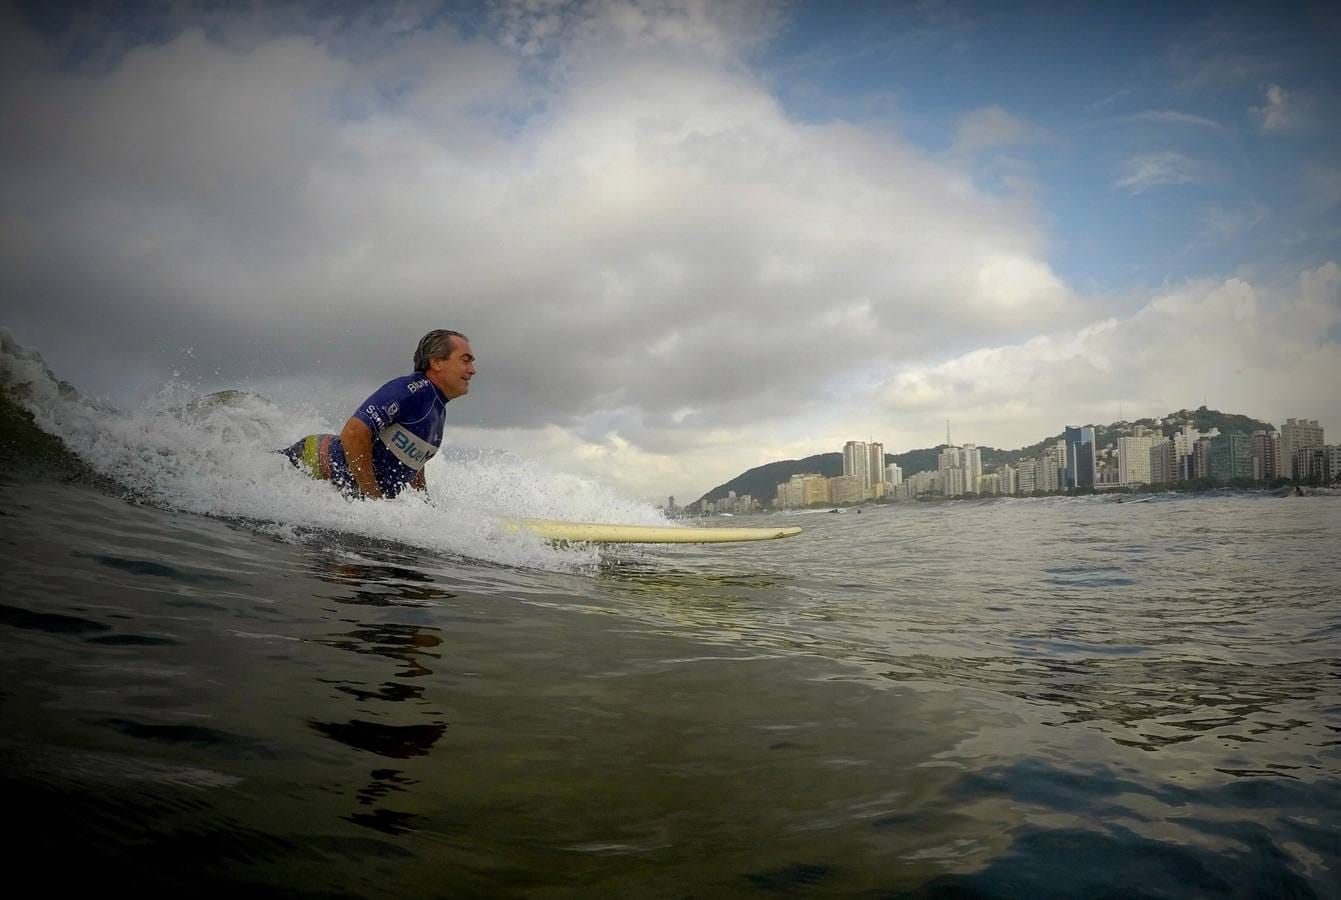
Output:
(280, 330), (474, 499)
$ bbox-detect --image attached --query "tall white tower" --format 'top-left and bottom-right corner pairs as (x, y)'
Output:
(843, 440), (872, 491)
(961, 444), (983, 492)
(868, 442), (885, 486)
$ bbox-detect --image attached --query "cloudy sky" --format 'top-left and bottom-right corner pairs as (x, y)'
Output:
(3, 0), (1339, 501)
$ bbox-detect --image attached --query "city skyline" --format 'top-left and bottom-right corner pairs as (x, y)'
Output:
(690, 408), (1331, 512)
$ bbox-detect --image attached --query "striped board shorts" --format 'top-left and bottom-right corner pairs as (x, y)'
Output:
(280, 433), (336, 480)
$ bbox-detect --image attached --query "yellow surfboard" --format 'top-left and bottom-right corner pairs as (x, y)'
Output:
(509, 519), (802, 544)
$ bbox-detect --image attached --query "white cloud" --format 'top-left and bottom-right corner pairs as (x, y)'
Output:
(1251, 83), (1312, 133)
(868, 263), (1341, 451)
(494, 0), (787, 59)
(2, 4), (1065, 469)
(1199, 203), (1268, 241)
(1113, 151), (1203, 194)
(495, 263), (1339, 495)
(1092, 110), (1225, 131)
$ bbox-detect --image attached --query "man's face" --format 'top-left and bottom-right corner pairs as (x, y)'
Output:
(430, 338), (475, 399)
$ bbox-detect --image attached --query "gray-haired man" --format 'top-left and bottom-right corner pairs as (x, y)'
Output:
(281, 330), (475, 499)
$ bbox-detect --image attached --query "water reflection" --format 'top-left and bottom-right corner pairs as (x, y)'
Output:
(319, 622), (443, 678)
(316, 555), (460, 608)
(304, 553), (453, 837)
(308, 720), (446, 759)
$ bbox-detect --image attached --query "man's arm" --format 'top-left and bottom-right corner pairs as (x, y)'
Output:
(339, 417), (383, 499)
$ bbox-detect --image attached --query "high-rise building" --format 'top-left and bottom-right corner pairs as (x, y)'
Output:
(868, 443), (886, 487)
(1171, 424), (1218, 481)
(1192, 437), (1214, 480)
(1208, 433), (1253, 482)
(1320, 446), (1341, 483)
(1180, 426), (1212, 461)
(945, 467), (968, 497)
(907, 470), (937, 497)
(962, 444), (983, 492)
(1292, 446), (1340, 483)
(976, 473), (1001, 495)
(998, 465), (1019, 496)
(885, 463), (903, 486)
(1064, 426), (1097, 488)
(1292, 448), (1314, 482)
(937, 444), (968, 497)
(1071, 441), (1096, 491)
(1038, 460), (1060, 492)
(1250, 430), (1279, 482)
(1150, 439), (1173, 484)
(1017, 457), (1038, 494)
(1279, 419), (1324, 480)
(1118, 433), (1157, 485)
(938, 445), (962, 471)
(829, 475), (865, 505)
(777, 474), (830, 508)
(843, 441), (872, 492)
(802, 475), (829, 506)
(1037, 440), (1066, 492)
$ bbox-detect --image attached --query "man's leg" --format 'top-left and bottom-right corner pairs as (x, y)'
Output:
(278, 434), (335, 480)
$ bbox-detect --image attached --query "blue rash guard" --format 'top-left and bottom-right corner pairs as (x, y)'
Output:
(282, 374), (449, 498)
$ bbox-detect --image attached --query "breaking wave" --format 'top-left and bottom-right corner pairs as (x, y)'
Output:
(0, 329), (667, 571)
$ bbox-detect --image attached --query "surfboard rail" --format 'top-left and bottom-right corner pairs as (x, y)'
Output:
(509, 518), (802, 544)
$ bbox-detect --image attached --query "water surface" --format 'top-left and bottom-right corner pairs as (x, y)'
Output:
(3, 481), (1337, 897)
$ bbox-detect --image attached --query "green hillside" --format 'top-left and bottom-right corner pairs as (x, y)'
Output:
(700, 453), (842, 503)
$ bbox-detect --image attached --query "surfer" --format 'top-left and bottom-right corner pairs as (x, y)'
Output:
(280, 330), (474, 499)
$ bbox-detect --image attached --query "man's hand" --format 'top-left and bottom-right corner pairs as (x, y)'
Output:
(339, 417), (383, 499)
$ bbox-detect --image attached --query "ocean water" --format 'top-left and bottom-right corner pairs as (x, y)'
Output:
(2, 335), (1339, 897)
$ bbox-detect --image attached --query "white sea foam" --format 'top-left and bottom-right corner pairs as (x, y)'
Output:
(1, 330), (667, 572)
